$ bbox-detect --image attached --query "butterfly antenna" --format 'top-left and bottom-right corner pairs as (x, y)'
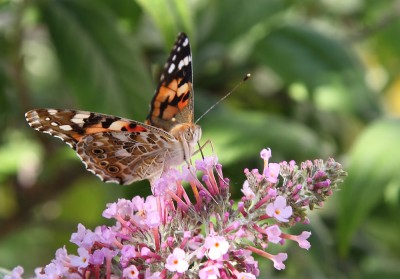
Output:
(195, 73), (251, 124)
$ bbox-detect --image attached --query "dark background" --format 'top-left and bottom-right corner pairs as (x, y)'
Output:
(1, 0), (400, 278)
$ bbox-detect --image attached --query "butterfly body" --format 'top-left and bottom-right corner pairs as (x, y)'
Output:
(26, 33), (200, 186)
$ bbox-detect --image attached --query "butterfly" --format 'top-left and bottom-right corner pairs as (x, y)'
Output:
(25, 33), (202, 186)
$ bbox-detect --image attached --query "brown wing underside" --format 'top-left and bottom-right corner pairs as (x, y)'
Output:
(76, 131), (173, 185)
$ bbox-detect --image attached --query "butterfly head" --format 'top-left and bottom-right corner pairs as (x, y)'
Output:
(170, 123), (202, 145)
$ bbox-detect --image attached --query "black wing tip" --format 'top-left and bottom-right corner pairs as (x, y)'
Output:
(178, 32), (188, 38)
(176, 32), (190, 47)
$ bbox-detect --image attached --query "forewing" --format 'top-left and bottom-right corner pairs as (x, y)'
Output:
(146, 32), (194, 131)
(25, 109), (170, 150)
(76, 131), (173, 185)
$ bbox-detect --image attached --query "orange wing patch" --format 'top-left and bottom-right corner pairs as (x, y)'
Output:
(146, 33), (193, 132)
(152, 78), (192, 121)
(26, 109), (149, 149)
(82, 121), (147, 139)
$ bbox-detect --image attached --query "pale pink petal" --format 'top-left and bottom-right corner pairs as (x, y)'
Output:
(265, 203), (275, 216)
(274, 196), (287, 208)
(260, 148), (271, 160)
(280, 206), (293, 219)
(271, 253), (287, 270)
(265, 225), (282, 244)
(297, 231), (311, 250)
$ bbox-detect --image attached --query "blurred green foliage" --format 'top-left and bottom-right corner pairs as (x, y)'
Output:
(1, 0), (400, 278)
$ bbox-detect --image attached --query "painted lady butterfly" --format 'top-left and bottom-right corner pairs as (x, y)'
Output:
(25, 33), (201, 186)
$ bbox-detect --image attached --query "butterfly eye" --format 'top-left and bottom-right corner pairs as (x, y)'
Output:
(184, 130), (193, 141)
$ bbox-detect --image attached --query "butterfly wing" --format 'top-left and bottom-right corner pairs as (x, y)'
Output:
(25, 109), (173, 150)
(26, 109), (177, 184)
(76, 131), (173, 185)
(146, 32), (194, 131)
(25, 33), (197, 185)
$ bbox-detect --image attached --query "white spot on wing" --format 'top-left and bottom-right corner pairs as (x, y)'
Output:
(70, 113), (90, 125)
(59, 125), (73, 131)
(71, 117), (85, 124)
(183, 56), (189, 66)
(109, 122), (125, 130)
(74, 113), (90, 118)
(48, 109), (58, 115)
(51, 122), (58, 126)
(182, 38), (188, 47)
(32, 120), (41, 126)
(172, 55), (176, 61)
(168, 63), (175, 74)
(178, 60), (184, 70)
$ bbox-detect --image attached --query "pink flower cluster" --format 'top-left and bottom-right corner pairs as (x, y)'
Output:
(5, 148), (346, 279)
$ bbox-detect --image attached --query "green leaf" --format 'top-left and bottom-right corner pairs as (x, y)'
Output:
(136, 0), (192, 46)
(172, 0), (193, 36)
(202, 107), (331, 165)
(255, 25), (358, 87)
(253, 25), (382, 120)
(99, 0), (143, 32)
(337, 118), (400, 255)
(202, 0), (290, 43)
(0, 67), (9, 133)
(38, 0), (153, 118)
